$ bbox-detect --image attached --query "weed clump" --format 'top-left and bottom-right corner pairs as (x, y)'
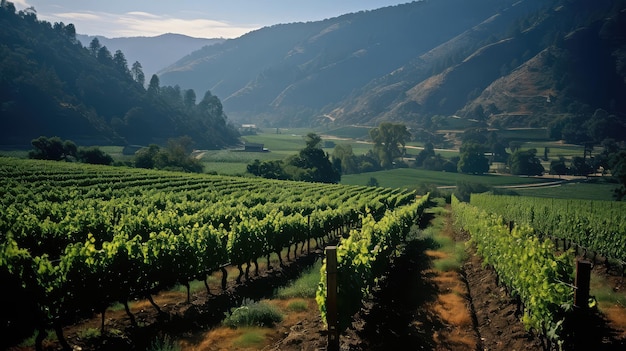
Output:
(222, 299), (284, 328)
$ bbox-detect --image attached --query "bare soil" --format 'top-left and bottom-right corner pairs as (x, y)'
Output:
(9, 208), (626, 351)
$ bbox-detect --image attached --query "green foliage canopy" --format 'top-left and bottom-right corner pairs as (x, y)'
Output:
(457, 142), (489, 174)
(28, 136), (77, 161)
(508, 148), (544, 176)
(247, 133), (340, 183)
(369, 122), (411, 169)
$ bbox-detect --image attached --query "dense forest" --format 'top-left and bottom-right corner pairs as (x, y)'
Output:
(0, 1), (240, 149)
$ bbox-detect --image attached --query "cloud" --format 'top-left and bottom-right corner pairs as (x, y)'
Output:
(37, 10), (258, 39)
(10, 0), (30, 8)
(53, 12), (101, 21)
(125, 11), (161, 19)
(113, 12), (257, 38)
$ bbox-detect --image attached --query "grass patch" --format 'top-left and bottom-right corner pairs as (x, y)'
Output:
(77, 327), (101, 340)
(514, 181), (617, 201)
(591, 272), (626, 309)
(286, 299), (309, 312)
(222, 299), (284, 328)
(419, 206), (467, 272)
(201, 161), (250, 176)
(433, 243), (468, 272)
(173, 279), (207, 295)
(231, 328), (268, 348)
(274, 260), (322, 299)
(341, 168), (551, 189)
(148, 334), (181, 351)
(323, 125), (372, 139)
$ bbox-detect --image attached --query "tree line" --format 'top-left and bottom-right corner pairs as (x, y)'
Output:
(28, 135), (204, 173)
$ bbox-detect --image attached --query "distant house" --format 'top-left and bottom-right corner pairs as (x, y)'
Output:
(244, 143), (267, 152)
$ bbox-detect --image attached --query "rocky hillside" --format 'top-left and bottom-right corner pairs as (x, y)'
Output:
(158, 0), (626, 134)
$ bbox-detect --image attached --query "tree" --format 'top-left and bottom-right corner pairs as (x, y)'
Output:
(77, 146), (113, 165)
(457, 143), (489, 174)
(284, 133), (340, 183)
(1, 0), (16, 13)
(549, 157), (568, 177)
(88, 37), (101, 56)
(147, 74), (160, 95)
(250, 133), (340, 183)
(332, 144), (358, 174)
(53, 22), (77, 43)
(134, 144), (160, 169)
(569, 156), (593, 176)
(64, 23), (76, 43)
(415, 142), (435, 167)
(113, 50), (130, 76)
(97, 46), (112, 64)
(461, 128), (488, 145)
(583, 109), (626, 143)
(134, 137), (202, 173)
(184, 89), (196, 109)
(247, 160), (286, 180)
(608, 151), (626, 200)
(508, 149), (544, 176)
(486, 131), (508, 162)
(162, 136), (203, 173)
(198, 90), (223, 116)
(131, 61), (145, 87)
(369, 122), (411, 169)
(28, 136), (77, 161)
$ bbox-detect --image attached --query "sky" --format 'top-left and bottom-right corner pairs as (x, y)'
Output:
(13, 0), (413, 39)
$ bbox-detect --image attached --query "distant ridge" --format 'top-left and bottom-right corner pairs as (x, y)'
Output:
(76, 33), (224, 78)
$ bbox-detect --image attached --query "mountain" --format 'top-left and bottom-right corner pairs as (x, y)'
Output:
(76, 33), (224, 79)
(0, 4), (240, 148)
(342, 0), (626, 130)
(158, 0), (626, 137)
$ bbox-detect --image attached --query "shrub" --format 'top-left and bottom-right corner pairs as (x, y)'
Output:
(222, 299), (283, 328)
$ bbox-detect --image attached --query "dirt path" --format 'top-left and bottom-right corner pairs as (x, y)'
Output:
(337, 206), (544, 351)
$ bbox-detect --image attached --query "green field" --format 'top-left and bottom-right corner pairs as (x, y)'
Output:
(513, 179), (617, 201)
(341, 168), (549, 188)
(1, 126), (618, 201)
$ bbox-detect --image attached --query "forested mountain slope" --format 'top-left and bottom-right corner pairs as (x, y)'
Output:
(0, 3), (239, 148)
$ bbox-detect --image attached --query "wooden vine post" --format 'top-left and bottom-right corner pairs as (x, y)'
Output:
(574, 259), (592, 308)
(326, 246), (339, 351)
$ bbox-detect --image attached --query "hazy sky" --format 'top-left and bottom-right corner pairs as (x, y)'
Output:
(13, 0), (413, 39)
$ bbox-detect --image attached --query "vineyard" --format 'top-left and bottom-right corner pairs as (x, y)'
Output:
(0, 157), (427, 350)
(452, 194), (626, 350)
(469, 193), (626, 265)
(2, 156), (625, 351)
